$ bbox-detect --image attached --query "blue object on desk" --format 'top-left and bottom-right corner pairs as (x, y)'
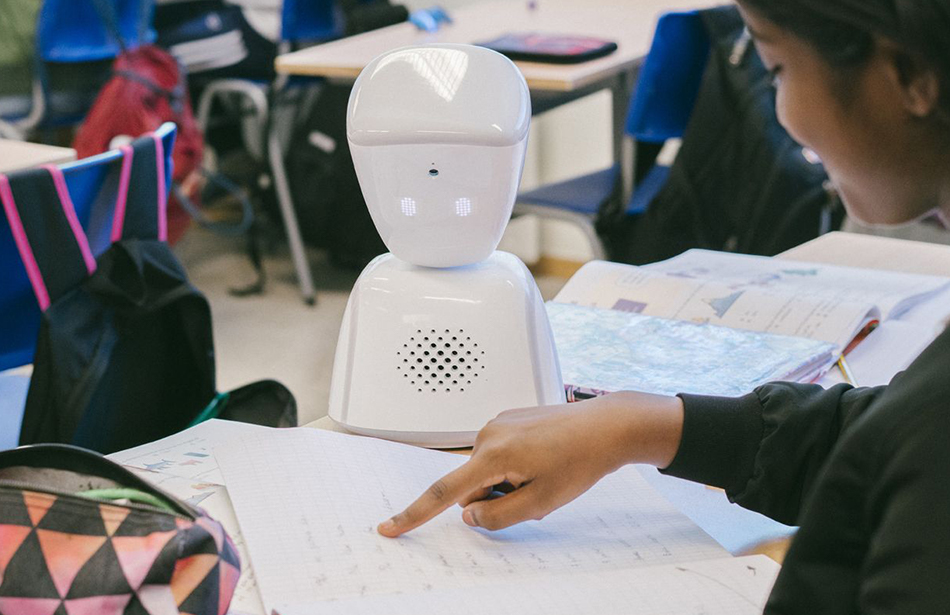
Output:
(514, 10), (711, 259)
(409, 6), (453, 32)
(0, 373), (30, 451)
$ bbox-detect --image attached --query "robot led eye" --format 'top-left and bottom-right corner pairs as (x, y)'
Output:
(428, 169), (439, 177)
(455, 198), (472, 217)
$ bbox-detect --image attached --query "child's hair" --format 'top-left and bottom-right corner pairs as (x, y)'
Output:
(740, 0), (950, 121)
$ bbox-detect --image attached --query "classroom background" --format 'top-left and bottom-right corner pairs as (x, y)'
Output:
(2, 0), (949, 430)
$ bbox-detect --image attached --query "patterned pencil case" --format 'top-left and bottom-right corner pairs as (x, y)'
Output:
(0, 443), (240, 615)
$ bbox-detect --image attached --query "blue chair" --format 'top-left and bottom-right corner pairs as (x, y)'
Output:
(281, 0), (344, 43)
(193, 1), (372, 304)
(13, 0), (155, 131)
(514, 11), (711, 260)
(0, 122), (175, 450)
(0, 122), (175, 373)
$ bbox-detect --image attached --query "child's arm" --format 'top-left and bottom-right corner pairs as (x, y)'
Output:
(377, 391), (685, 536)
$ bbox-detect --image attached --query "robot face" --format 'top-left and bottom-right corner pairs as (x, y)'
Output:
(347, 45), (531, 268)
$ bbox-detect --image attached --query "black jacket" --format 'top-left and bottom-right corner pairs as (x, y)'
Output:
(663, 325), (950, 613)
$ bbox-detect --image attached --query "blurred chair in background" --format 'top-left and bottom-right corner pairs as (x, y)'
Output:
(514, 11), (710, 260)
(185, 0), (375, 304)
(0, 124), (175, 373)
(10, 0), (155, 135)
(0, 123), (175, 450)
(0, 0), (41, 138)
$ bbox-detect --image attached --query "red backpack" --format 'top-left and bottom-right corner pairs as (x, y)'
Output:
(74, 45), (202, 245)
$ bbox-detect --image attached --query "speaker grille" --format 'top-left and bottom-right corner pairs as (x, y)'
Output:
(397, 328), (485, 393)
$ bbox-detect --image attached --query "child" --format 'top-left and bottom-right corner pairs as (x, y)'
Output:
(378, 1), (950, 612)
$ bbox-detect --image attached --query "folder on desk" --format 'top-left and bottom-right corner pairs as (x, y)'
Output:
(478, 33), (618, 64)
(547, 302), (835, 401)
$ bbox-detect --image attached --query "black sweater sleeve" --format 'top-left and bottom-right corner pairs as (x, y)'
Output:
(660, 327), (950, 612)
(661, 381), (886, 525)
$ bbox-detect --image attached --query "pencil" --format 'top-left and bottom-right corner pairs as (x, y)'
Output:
(837, 356), (859, 387)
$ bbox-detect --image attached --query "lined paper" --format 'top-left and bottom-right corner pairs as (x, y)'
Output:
(278, 555), (780, 615)
(215, 428), (729, 614)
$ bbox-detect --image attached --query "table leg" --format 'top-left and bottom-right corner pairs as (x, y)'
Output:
(613, 68), (635, 205)
(267, 125), (317, 306)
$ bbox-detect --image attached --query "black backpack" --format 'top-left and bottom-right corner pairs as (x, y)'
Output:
(286, 82), (388, 270)
(284, 1), (409, 270)
(603, 6), (843, 264)
(2, 132), (216, 454)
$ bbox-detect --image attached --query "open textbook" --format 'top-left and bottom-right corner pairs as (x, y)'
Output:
(550, 250), (950, 397)
(214, 428), (781, 615)
(554, 250), (950, 351)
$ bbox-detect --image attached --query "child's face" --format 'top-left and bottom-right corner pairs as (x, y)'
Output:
(739, 4), (944, 226)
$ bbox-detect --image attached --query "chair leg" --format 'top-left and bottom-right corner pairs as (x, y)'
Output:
(196, 80), (270, 157)
(268, 127), (317, 305)
(580, 220), (607, 261)
(0, 118), (23, 140)
(195, 80), (316, 304)
(512, 204), (607, 261)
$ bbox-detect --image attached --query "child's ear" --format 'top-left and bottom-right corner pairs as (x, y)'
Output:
(879, 37), (941, 118)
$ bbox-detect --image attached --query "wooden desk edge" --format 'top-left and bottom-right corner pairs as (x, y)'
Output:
(276, 54), (636, 93)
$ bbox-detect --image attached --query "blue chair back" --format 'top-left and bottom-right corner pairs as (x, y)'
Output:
(37, 0), (155, 63)
(281, 0), (342, 43)
(626, 11), (711, 143)
(0, 123), (176, 372)
(281, 0), (378, 44)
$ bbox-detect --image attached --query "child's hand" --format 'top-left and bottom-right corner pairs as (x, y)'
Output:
(377, 391), (684, 537)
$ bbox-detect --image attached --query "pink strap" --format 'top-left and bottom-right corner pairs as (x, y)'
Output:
(152, 133), (167, 242)
(44, 165), (96, 275)
(110, 145), (134, 242)
(0, 175), (51, 311)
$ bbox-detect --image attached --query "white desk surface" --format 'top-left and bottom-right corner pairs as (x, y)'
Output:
(306, 231), (950, 557)
(0, 139), (76, 173)
(777, 230), (950, 277)
(310, 231), (950, 431)
(276, 0), (722, 91)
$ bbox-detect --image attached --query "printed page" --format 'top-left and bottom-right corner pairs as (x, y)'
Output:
(109, 418), (272, 484)
(215, 428), (729, 614)
(277, 555), (780, 615)
(554, 260), (874, 349)
(109, 420), (270, 615)
(646, 249), (950, 320)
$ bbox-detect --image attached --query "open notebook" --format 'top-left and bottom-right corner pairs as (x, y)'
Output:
(215, 428), (781, 615)
(555, 250), (949, 351)
(551, 250), (949, 397)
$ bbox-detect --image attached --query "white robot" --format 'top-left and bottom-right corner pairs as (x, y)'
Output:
(328, 44), (565, 447)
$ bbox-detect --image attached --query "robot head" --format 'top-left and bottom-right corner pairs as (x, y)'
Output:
(347, 44), (531, 268)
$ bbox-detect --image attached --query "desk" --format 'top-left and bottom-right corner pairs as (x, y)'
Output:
(778, 231), (950, 277)
(278, 0), (717, 91)
(0, 139), (76, 173)
(306, 231), (950, 561)
(270, 0), (720, 301)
